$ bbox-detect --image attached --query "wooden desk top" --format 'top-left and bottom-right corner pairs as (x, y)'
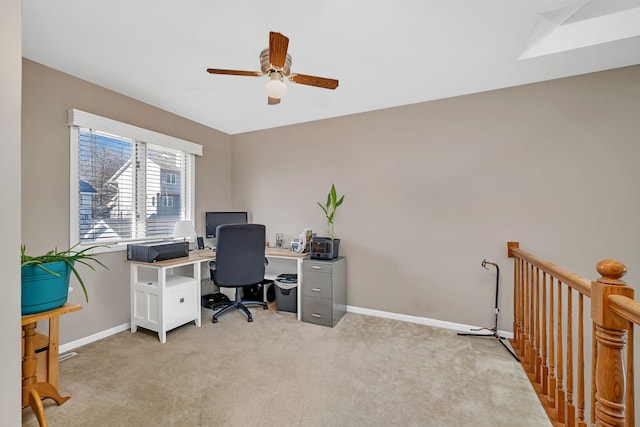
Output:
(207, 247), (308, 259)
(265, 247), (309, 259)
(21, 303), (82, 325)
(125, 246), (308, 268)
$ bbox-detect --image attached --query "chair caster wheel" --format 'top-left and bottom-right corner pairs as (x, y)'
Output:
(262, 305), (268, 310)
(248, 316), (253, 322)
(212, 317), (218, 323)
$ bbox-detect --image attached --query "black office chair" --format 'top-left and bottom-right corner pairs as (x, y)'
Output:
(209, 223), (268, 323)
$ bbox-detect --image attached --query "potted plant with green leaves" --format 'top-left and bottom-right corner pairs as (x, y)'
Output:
(317, 183), (345, 258)
(21, 244), (108, 315)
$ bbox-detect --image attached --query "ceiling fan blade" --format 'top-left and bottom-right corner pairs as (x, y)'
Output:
(267, 97), (281, 105)
(269, 32), (289, 69)
(289, 73), (339, 90)
(206, 68), (262, 77)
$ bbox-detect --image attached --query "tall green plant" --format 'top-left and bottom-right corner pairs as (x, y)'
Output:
(317, 183), (345, 239)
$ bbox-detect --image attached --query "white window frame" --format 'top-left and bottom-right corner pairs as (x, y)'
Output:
(68, 109), (202, 253)
(162, 196), (174, 207)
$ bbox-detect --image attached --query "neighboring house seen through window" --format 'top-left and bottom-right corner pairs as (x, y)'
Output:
(69, 109), (203, 251)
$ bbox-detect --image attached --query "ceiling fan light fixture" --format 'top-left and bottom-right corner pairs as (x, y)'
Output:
(265, 73), (287, 99)
(207, 32), (338, 104)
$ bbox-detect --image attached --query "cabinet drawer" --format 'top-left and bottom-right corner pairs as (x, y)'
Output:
(302, 296), (332, 327)
(302, 272), (332, 299)
(303, 261), (334, 274)
(166, 284), (196, 324)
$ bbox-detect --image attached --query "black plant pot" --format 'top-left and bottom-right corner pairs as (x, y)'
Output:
(331, 238), (340, 258)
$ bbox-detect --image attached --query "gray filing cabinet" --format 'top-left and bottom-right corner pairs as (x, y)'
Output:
(302, 257), (347, 327)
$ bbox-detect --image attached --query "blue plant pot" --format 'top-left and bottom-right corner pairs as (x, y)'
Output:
(21, 261), (72, 315)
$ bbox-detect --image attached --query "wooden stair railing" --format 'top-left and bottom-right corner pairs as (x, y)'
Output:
(507, 242), (638, 427)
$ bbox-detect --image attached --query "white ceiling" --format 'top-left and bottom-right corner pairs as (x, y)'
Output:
(22, 0), (640, 135)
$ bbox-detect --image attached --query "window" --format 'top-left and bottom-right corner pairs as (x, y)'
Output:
(161, 196), (174, 207)
(68, 109), (203, 251)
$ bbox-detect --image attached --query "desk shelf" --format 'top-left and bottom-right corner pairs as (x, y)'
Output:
(134, 274), (194, 289)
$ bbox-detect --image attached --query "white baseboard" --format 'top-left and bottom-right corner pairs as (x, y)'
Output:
(346, 305), (514, 339)
(59, 323), (130, 354)
(58, 307), (513, 354)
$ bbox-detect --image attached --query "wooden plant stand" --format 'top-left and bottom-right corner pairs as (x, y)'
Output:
(22, 303), (82, 427)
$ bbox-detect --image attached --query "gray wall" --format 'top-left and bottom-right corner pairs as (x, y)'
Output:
(231, 65), (640, 331)
(1, 1), (22, 424)
(21, 59), (233, 344)
(21, 59), (640, 341)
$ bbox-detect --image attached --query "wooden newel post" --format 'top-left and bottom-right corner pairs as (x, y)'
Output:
(591, 259), (633, 427)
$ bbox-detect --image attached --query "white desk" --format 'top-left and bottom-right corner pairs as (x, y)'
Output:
(128, 248), (308, 340)
(127, 250), (214, 343)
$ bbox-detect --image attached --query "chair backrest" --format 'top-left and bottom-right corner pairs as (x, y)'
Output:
(213, 224), (266, 287)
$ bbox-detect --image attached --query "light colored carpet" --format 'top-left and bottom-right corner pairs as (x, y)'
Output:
(23, 305), (551, 427)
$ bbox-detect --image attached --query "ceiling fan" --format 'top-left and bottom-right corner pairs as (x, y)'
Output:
(206, 31), (339, 105)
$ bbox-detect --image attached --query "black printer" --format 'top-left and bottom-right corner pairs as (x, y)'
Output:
(126, 241), (189, 263)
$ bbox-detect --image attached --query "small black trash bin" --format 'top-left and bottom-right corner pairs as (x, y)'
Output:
(275, 274), (297, 313)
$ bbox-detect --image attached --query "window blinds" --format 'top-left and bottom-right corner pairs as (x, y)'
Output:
(69, 109), (201, 246)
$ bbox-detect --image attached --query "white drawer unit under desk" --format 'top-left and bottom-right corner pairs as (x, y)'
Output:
(127, 249), (214, 343)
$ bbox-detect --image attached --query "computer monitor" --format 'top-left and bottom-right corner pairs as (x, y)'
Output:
(205, 211), (248, 238)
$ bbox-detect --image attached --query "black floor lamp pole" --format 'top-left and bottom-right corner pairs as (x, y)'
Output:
(457, 259), (520, 362)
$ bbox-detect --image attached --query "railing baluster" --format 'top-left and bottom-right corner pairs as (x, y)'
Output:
(522, 261), (528, 364)
(566, 287), (575, 426)
(541, 272), (549, 397)
(626, 324), (634, 427)
(556, 281), (565, 423)
(524, 262), (532, 370)
(516, 257), (524, 355)
(577, 293), (586, 427)
(513, 255), (519, 353)
(534, 266), (541, 382)
(591, 322), (596, 424)
(530, 262), (537, 370)
(549, 276), (556, 408)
